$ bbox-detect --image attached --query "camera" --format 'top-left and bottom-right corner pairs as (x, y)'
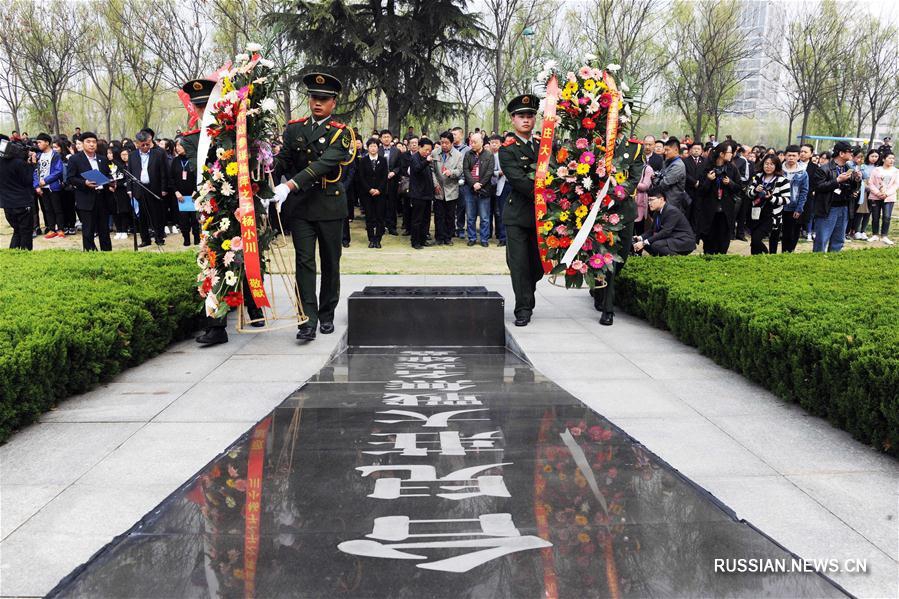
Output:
(0, 138), (39, 161)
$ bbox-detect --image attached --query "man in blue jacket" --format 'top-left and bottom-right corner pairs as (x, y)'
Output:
(780, 145), (809, 253)
(33, 133), (65, 239)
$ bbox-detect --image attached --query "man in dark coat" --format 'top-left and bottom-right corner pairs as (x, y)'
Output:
(633, 193), (696, 256)
(407, 137), (436, 249)
(498, 94), (543, 327)
(0, 134), (37, 250)
(67, 131), (115, 251)
(128, 129), (171, 246)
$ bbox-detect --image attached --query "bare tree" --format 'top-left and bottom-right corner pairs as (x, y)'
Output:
(447, 54), (489, 134)
(144, 0), (212, 91)
(574, 0), (670, 131)
(484, 0), (542, 133)
(768, 1), (842, 140)
(664, 0), (753, 141)
(1, 0), (84, 134)
(860, 20), (899, 145)
(0, 39), (24, 131)
(78, 2), (125, 140)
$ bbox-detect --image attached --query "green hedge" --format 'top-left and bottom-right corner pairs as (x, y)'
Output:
(617, 248), (899, 457)
(0, 250), (201, 441)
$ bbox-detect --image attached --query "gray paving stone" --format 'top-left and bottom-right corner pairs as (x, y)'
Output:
(662, 377), (800, 417)
(526, 351), (650, 381)
(153, 381), (301, 423)
(13, 483), (174, 538)
(561, 379), (694, 418)
(0, 485), (63, 540)
(41, 382), (192, 423)
(787, 471), (899, 561)
(202, 353), (334, 383)
(76, 422), (252, 487)
(624, 350), (730, 379)
(0, 422), (143, 486)
(113, 351), (227, 383)
(610, 415), (779, 477)
(0, 532), (111, 598)
(709, 413), (898, 475)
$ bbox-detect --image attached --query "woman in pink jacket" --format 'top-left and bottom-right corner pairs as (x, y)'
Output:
(866, 152), (897, 245)
(634, 162), (654, 236)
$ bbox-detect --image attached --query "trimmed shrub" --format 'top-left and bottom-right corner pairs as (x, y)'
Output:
(617, 248), (899, 457)
(0, 250), (200, 441)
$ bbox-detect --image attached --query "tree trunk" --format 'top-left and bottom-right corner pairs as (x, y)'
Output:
(492, 43), (502, 134)
(282, 88), (292, 123)
(869, 118), (879, 149)
(799, 109), (810, 140)
(386, 93), (405, 138)
(786, 117), (793, 148)
(106, 109), (112, 141)
(51, 98), (60, 136)
(10, 106), (19, 132)
(463, 110), (470, 138)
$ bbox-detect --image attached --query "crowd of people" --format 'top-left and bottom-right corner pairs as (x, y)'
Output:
(1, 125), (895, 255)
(632, 132), (896, 255)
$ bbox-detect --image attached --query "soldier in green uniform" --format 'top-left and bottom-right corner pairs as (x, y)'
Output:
(591, 135), (640, 326)
(184, 78), (266, 346)
(272, 72), (355, 341)
(498, 94), (543, 327)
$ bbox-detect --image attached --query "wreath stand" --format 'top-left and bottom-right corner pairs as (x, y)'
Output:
(236, 208), (309, 333)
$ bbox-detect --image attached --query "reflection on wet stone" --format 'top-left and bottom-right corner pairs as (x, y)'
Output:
(48, 348), (847, 598)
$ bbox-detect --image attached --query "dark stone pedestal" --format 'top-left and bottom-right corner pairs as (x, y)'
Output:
(347, 286), (505, 347)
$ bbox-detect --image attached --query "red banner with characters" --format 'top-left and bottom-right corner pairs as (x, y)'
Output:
(235, 98), (270, 308)
(534, 75), (560, 274)
(243, 416), (271, 598)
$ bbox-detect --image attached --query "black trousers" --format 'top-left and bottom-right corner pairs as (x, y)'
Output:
(363, 195), (385, 242)
(208, 276), (263, 329)
(455, 190), (467, 236)
(401, 195), (411, 232)
(289, 217), (343, 328)
(702, 212), (732, 255)
(433, 199), (455, 242)
(384, 187), (398, 232)
(137, 192), (166, 243)
(410, 197), (431, 247)
(734, 195), (750, 239)
(38, 190), (64, 231)
(179, 211), (200, 245)
(505, 224), (544, 317)
(646, 238), (692, 256)
(79, 202), (112, 251)
(342, 186), (356, 244)
(62, 190), (77, 229)
(781, 213), (802, 253)
(4, 206), (33, 250)
(749, 217), (775, 255)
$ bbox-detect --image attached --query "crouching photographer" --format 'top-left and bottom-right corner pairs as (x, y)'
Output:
(0, 134), (38, 250)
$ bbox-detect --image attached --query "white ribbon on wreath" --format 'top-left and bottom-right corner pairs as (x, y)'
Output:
(195, 79), (225, 187)
(559, 176), (611, 267)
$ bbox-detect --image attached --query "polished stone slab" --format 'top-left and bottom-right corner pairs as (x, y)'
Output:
(47, 347), (847, 598)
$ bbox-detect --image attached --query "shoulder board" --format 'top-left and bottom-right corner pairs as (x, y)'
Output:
(627, 137), (641, 144)
(288, 117), (308, 125)
(328, 120), (346, 129)
(502, 138), (516, 147)
(182, 128), (200, 136)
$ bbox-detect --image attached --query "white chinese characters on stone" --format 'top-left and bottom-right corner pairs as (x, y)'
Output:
(337, 514), (552, 572)
(357, 463), (512, 500)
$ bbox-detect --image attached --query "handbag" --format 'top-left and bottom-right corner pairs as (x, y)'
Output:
(398, 175), (410, 196)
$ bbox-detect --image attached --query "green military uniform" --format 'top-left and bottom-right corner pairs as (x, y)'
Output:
(593, 137), (641, 321)
(498, 94), (544, 325)
(276, 73), (354, 334)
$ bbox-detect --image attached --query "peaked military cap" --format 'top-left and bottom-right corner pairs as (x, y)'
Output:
(303, 72), (342, 98)
(507, 94), (540, 115)
(182, 79), (216, 106)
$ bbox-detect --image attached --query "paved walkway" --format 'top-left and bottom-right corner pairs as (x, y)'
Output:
(1, 275), (896, 598)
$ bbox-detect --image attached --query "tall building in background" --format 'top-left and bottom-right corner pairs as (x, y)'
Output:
(733, 0), (787, 115)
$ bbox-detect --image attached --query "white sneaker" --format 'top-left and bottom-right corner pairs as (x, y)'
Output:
(861, 232), (869, 240)
(172, 225), (180, 234)
(869, 235), (879, 242)
(806, 234), (813, 241)
(163, 226), (171, 234)
(854, 232), (863, 240)
(844, 236), (853, 243)
(883, 236), (894, 246)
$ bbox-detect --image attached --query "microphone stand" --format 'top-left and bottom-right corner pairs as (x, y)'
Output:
(120, 168), (165, 252)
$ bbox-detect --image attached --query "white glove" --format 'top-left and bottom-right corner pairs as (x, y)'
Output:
(273, 183), (291, 210)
